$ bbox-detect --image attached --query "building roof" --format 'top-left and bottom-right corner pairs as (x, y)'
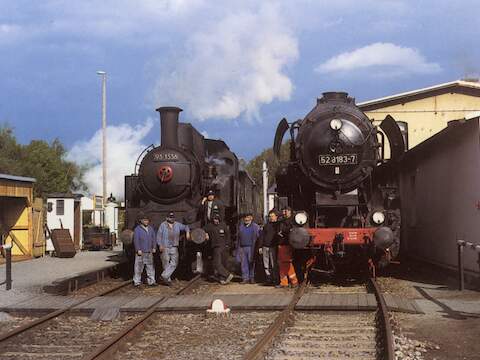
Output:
(0, 173), (36, 183)
(46, 192), (83, 199)
(358, 80), (480, 111)
(400, 117), (479, 165)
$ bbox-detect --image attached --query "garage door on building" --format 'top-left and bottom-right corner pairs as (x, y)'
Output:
(0, 174), (43, 258)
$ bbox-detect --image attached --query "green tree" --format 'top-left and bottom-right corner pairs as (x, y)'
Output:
(0, 125), (23, 174)
(0, 125), (86, 197)
(245, 141), (290, 188)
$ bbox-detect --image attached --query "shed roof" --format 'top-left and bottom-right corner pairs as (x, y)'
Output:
(46, 192), (83, 199)
(358, 80), (480, 111)
(400, 117), (479, 165)
(0, 173), (36, 183)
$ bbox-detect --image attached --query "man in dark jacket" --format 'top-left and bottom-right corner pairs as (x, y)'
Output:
(259, 210), (280, 285)
(133, 213), (157, 287)
(237, 212), (261, 283)
(204, 214), (234, 284)
(200, 190), (225, 226)
(277, 207), (298, 288)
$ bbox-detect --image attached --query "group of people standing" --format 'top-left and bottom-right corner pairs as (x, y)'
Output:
(132, 189), (299, 288)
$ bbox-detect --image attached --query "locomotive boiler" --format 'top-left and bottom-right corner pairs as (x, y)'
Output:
(121, 106), (259, 275)
(273, 92), (404, 276)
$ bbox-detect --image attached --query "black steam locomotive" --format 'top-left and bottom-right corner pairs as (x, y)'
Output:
(273, 92), (404, 276)
(121, 106), (259, 273)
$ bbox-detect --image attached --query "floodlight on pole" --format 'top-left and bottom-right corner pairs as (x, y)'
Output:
(97, 71), (107, 208)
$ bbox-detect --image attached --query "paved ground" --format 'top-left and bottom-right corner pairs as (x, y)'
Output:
(383, 259), (480, 360)
(0, 247), (124, 306)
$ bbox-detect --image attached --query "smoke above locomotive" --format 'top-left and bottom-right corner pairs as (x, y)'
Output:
(273, 92), (405, 275)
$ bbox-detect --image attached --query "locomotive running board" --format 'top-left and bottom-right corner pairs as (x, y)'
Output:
(273, 117), (289, 158)
(380, 115), (405, 161)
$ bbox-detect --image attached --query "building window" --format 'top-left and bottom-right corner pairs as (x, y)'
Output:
(56, 200), (64, 216)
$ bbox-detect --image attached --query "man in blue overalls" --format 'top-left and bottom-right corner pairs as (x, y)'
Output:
(156, 212), (190, 286)
(133, 213), (157, 287)
(237, 212), (261, 283)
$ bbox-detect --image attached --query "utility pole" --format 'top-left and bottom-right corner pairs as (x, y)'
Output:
(262, 161), (268, 222)
(96, 71), (107, 207)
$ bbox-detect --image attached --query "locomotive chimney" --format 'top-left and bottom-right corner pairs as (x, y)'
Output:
(318, 92), (350, 104)
(156, 106), (182, 148)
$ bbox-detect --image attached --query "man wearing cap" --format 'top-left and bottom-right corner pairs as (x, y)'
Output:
(200, 190), (225, 226)
(133, 213), (157, 287)
(236, 212), (261, 283)
(157, 212), (190, 285)
(204, 214), (234, 284)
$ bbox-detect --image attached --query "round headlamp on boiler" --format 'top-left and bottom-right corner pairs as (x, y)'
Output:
(372, 211), (385, 225)
(329, 118), (343, 131)
(294, 211), (308, 226)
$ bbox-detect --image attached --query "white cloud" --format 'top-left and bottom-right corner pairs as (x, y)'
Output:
(152, 3), (299, 121)
(200, 130), (209, 138)
(315, 42), (441, 76)
(0, 23), (24, 44)
(67, 119), (154, 198)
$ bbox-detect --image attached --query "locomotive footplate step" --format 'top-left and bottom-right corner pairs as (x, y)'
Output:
(156, 294), (294, 311)
(296, 293), (423, 313)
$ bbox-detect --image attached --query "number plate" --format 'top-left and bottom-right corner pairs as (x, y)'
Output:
(153, 152), (179, 161)
(319, 154), (358, 166)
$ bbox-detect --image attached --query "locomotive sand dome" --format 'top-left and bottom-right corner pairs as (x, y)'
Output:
(296, 92), (379, 193)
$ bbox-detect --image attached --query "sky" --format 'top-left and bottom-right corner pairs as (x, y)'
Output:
(2, 0), (480, 197)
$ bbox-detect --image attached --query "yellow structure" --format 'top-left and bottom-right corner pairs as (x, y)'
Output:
(0, 174), (44, 257)
(358, 80), (480, 157)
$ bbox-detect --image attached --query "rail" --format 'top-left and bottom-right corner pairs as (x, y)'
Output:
(0, 244), (12, 290)
(0, 279), (132, 343)
(83, 274), (202, 360)
(243, 281), (308, 360)
(369, 277), (395, 360)
(457, 239), (480, 291)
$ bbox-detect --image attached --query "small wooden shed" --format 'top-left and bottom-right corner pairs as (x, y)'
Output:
(0, 173), (44, 258)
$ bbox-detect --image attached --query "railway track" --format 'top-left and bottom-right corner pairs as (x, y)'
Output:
(0, 276), (202, 360)
(244, 278), (394, 360)
(81, 274), (202, 360)
(0, 276), (395, 360)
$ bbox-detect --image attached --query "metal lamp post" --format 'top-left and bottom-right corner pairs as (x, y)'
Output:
(96, 71), (107, 208)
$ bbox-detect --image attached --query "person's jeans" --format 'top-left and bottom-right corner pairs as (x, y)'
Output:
(262, 246), (278, 283)
(161, 247), (179, 281)
(133, 252), (156, 285)
(239, 246), (254, 281)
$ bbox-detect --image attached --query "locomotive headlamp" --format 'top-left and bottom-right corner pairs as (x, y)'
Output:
(329, 118), (343, 131)
(294, 212), (308, 226)
(372, 211), (385, 225)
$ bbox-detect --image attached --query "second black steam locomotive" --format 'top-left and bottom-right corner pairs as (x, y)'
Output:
(273, 92), (405, 276)
(121, 106), (259, 273)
